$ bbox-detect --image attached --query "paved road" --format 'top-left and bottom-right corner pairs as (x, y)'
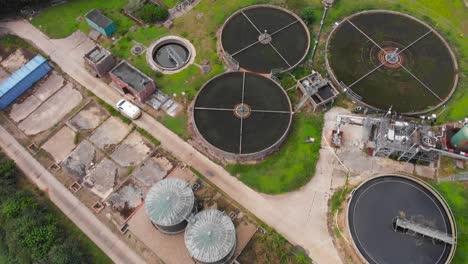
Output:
(0, 125), (146, 264)
(1, 20), (342, 264)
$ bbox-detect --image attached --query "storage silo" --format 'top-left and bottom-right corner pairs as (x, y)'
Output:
(184, 209), (237, 264)
(145, 178), (196, 234)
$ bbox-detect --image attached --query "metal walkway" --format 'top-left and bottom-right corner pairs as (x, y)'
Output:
(395, 217), (455, 245)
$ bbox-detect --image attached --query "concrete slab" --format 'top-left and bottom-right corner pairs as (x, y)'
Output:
(131, 155), (174, 188)
(18, 83), (82, 135)
(85, 158), (122, 199)
(61, 140), (99, 181)
(67, 100), (109, 131)
(0, 67), (9, 82)
(106, 179), (144, 219)
(0, 49), (27, 72)
(42, 126), (76, 163)
(34, 71), (65, 101)
(234, 221), (257, 258)
(9, 95), (42, 122)
(111, 131), (153, 167)
(127, 207), (194, 264)
(89, 116), (131, 151)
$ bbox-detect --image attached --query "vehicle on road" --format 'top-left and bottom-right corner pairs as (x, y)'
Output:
(116, 99), (141, 119)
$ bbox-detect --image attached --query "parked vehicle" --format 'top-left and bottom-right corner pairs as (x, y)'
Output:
(116, 99), (142, 119)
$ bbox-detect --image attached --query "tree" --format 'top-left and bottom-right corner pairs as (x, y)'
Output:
(48, 238), (88, 264)
(137, 4), (169, 23)
(301, 7), (315, 25)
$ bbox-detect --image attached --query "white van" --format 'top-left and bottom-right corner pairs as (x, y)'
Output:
(116, 99), (142, 120)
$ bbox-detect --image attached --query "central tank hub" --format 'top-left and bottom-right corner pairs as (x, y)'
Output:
(258, 30), (272, 44)
(234, 103), (252, 119)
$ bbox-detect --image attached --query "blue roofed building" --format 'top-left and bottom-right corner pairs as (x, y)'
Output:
(0, 55), (52, 110)
(84, 9), (116, 38)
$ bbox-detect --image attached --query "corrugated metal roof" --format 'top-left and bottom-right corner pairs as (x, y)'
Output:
(145, 179), (195, 227)
(85, 9), (113, 28)
(185, 209), (236, 263)
(0, 55), (47, 97)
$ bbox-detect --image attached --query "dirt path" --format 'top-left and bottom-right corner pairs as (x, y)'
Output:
(0, 125), (146, 264)
(1, 20), (343, 263)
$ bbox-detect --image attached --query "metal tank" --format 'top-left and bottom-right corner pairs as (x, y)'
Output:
(184, 209), (237, 264)
(145, 178), (196, 234)
(450, 125), (468, 152)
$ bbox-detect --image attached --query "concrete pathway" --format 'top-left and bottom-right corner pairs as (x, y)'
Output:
(1, 20), (343, 263)
(0, 125), (146, 264)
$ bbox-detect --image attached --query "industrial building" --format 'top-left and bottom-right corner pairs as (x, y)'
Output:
(333, 114), (468, 163)
(84, 9), (116, 38)
(84, 46), (116, 78)
(0, 55), (51, 110)
(185, 209), (237, 264)
(297, 71), (339, 111)
(109, 61), (156, 103)
(145, 178), (196, 234)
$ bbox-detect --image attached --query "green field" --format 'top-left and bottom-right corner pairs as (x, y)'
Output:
(432, 182), (468, 264)
(227, 114), (323, 194)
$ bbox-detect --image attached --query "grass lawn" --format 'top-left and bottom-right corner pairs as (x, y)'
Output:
(160, 0), (178, 8)
(432, 182), (468, 264)
(227, 113), (323, 194)
(160, 112), (190, 139)
(31, 0), (134, 39)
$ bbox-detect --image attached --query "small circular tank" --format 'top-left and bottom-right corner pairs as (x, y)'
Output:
(185, 209), (237, 264)
(145, 178), (196, 234)
(450, 125), (468, 152)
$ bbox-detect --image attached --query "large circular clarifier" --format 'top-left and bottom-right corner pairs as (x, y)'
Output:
(348, 175), (457, 264)
(326, 10), (458, 114)
(220, 5), (310, 74)
(192, 72), (292, 160)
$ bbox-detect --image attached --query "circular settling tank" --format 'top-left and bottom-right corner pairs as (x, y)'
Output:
(147, 36), (195, 74)
(326, 10), (458, 114)
(185, 209), (237, 264)
(192, 72), (292, 160)
(220, 5), (310, 74)
(348, 175), (457, 264)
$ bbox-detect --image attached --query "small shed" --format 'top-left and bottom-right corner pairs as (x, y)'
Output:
(109, 61), (156, 102)
(0, 55), (51, 110)
(84, 9), (116, 38)
(84, 46), (116, 78)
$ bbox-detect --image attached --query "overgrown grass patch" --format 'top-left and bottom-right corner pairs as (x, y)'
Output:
(136, 127), (161, 146)
(227, 113), (323, 194)
(431, 182), (468, 264)
(330, 186), (351, 214)
(160, 113), (189, 139)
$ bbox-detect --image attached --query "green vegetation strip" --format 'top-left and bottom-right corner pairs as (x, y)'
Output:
(432, 181), (468, 264)
(0, 153), (111, 263)
(227, 113), (323, 194)
(136, 127), (161, 146)
(95, 97), (132, 124)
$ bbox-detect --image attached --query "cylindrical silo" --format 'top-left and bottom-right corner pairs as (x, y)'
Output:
(145, 178), (196, 234)
(184, 209), (237, 264)
(450, 125), (468, 152)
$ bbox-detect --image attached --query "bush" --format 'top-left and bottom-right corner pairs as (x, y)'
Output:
(301, 7), (315, 25)
(137, 4), (169, 23)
